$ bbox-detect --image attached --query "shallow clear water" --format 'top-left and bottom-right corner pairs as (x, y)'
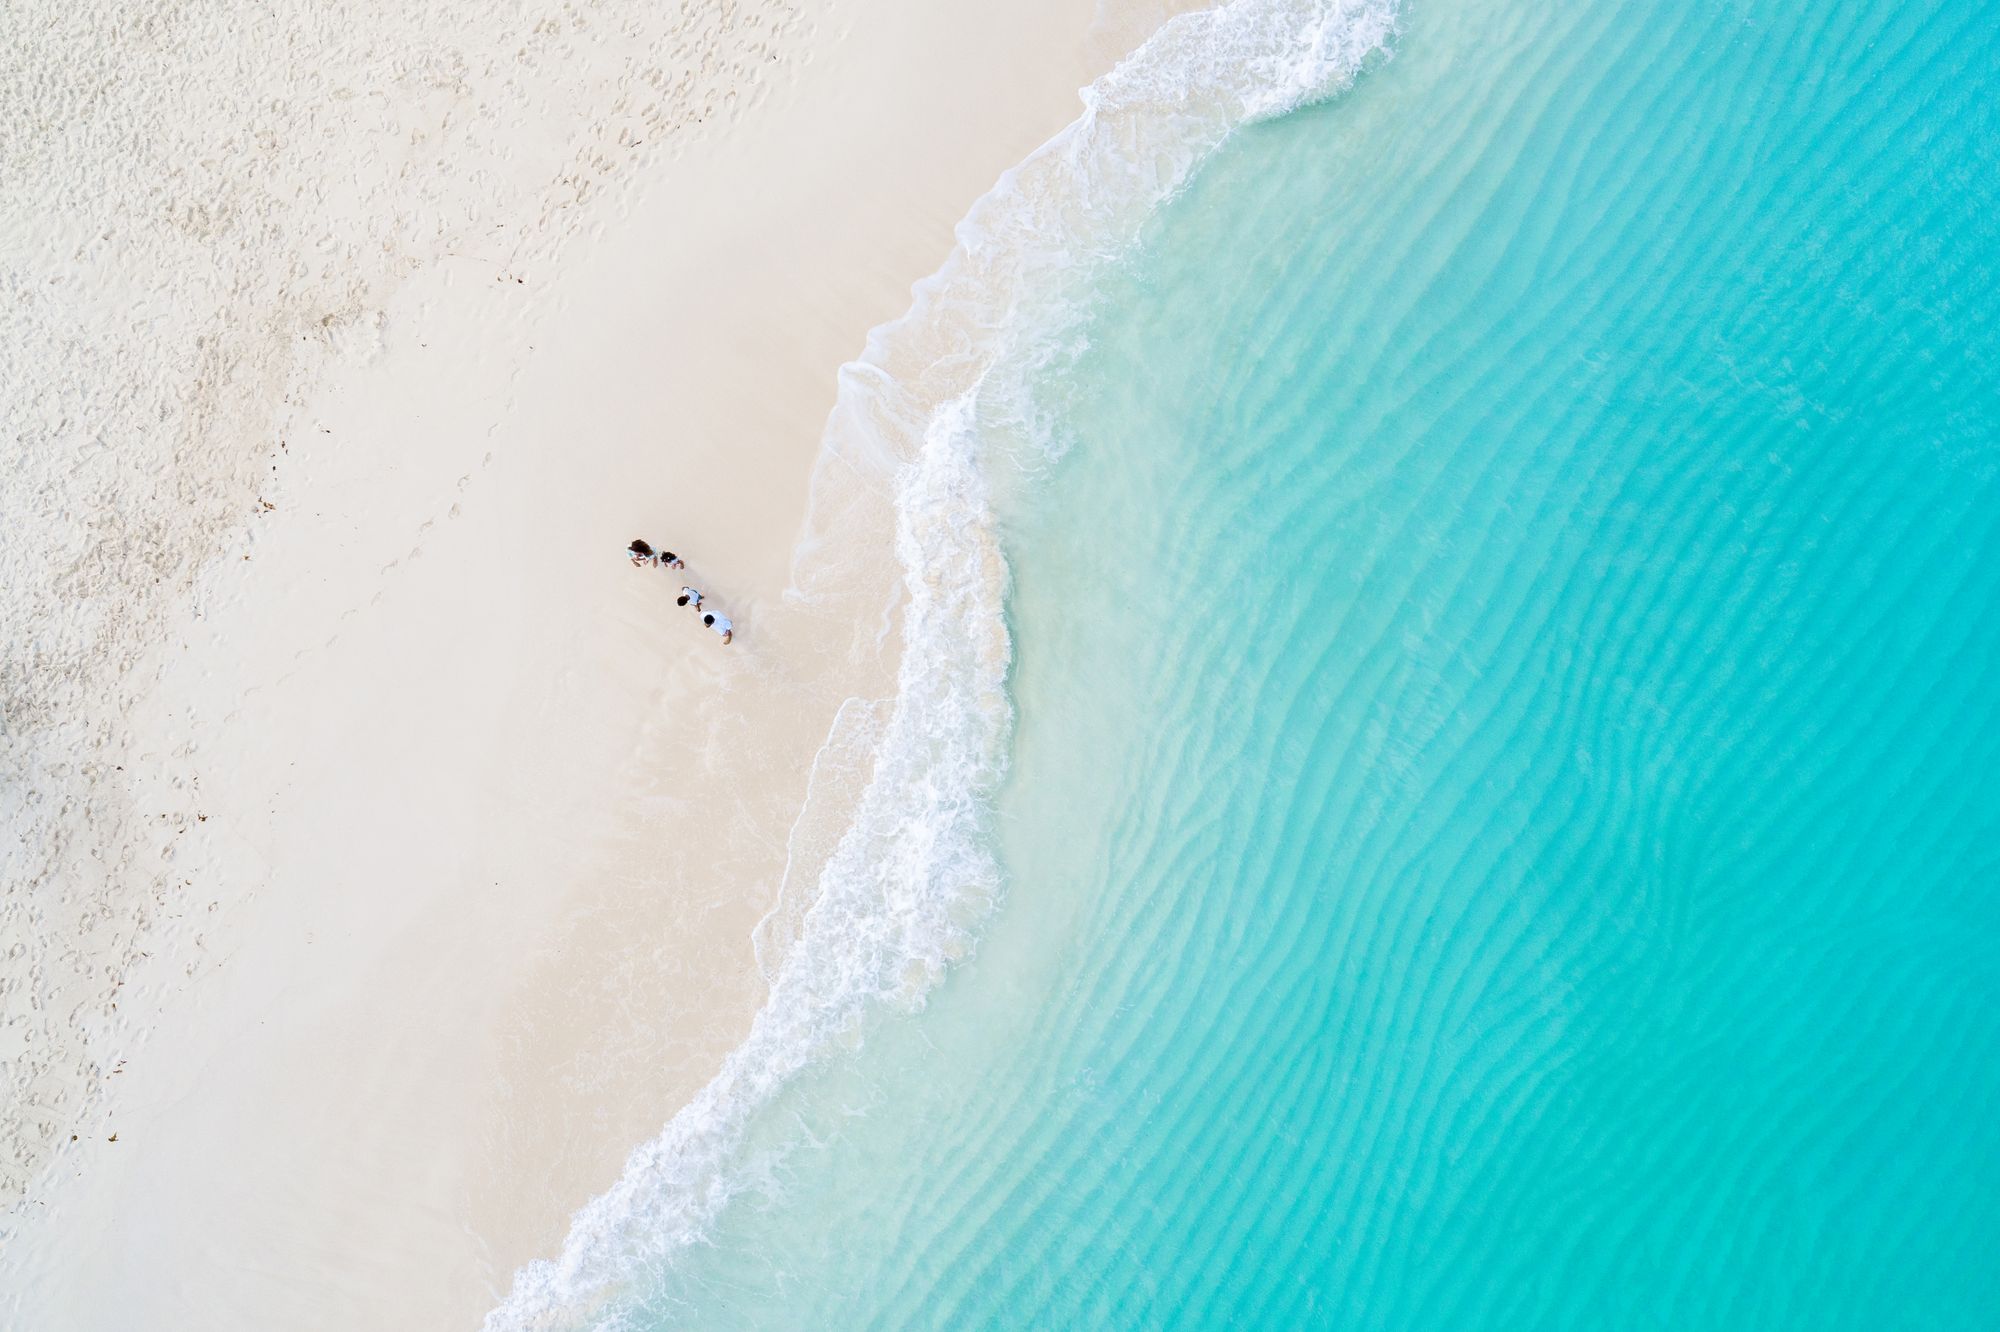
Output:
(632, 0), (2000, 1324)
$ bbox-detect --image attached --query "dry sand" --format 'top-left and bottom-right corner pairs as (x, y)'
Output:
(1, 0), (1187, 1328)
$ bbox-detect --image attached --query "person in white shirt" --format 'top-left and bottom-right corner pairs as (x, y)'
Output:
(701, 611), (733, 645)
(676, 586), (704, 609)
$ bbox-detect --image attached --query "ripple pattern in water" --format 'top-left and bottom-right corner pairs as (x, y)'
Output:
(639, 0), (2000, 1325)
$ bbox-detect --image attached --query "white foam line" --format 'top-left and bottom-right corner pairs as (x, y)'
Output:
(484, 2), (1397, 1326)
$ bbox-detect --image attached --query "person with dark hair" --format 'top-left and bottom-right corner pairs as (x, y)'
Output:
(676, 586), (704, 609)
(627, 538), (684, 569)
(701, 610), (733, 645)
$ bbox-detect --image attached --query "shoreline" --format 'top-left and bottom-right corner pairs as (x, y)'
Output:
(2, 1), (1187, 1327)
(487, 0), (1400, 1323)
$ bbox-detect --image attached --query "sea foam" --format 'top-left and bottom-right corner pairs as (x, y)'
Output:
(483, 1), (1397, 1326)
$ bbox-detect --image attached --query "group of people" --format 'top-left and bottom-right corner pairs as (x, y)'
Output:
(627, 539), (732, 644)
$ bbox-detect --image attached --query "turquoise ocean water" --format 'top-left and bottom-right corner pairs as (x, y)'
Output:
(607, 0), (2000, 1324)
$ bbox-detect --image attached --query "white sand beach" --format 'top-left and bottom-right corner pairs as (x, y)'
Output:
(0, 0), (1187, 1327)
